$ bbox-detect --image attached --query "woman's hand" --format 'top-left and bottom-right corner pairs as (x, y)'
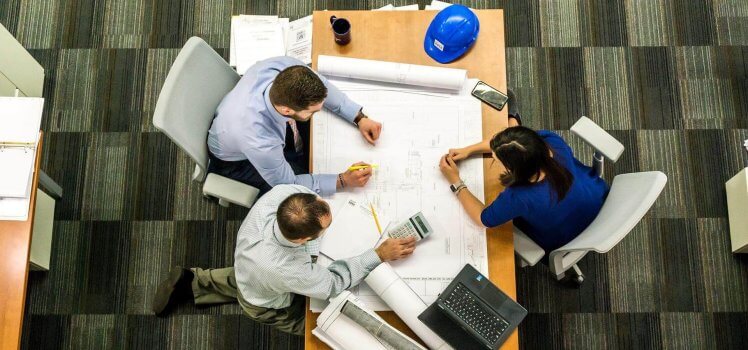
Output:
(448, 147), (472, 161)
(439, 155), (461, 184)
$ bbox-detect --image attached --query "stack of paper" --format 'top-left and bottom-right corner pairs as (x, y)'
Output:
(425, 0), (455, 10)
(0, 97), (43, 221)
(230, 15), (313, 75)
(374, 4), (419, 11)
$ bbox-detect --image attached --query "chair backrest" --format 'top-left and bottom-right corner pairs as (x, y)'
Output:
(549, 171), (667, 273)
(152, 36), (239, 180)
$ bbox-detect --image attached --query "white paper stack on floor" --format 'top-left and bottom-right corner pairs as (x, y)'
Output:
(230, 15), (313, 74)
(0, 97), (44, 221)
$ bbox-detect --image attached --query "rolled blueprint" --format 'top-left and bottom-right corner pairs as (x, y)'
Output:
(317, 55), (467, 91)
(316, 291), (426, 350)
(341, 301), (424, 350)
(365, 263), (453, 350)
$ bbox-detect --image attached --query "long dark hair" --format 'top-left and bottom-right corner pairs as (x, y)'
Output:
(490, 126), (573, 202)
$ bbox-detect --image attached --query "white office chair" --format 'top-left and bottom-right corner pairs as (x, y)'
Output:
(514, 117), (668, 284)
(153, 37), (259, 208)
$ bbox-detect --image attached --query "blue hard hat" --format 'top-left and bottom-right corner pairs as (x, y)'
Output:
(424, 4), (480, 64)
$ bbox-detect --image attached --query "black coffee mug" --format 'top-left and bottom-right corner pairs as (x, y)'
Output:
(330, 16), (351, 45)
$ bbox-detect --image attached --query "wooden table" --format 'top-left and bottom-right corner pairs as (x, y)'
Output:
(306, 9), (517, 350)
(0, 133), (42, 350)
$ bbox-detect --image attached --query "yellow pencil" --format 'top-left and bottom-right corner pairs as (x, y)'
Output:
(348, 164), (379, 171)
(369, 204), (383, 234)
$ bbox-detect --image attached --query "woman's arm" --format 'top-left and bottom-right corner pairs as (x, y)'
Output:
(439, 155), (487, 227)
(455, 187), (486, 227)
(448, 138), (492, 161)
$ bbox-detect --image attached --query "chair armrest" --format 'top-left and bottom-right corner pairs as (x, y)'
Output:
(202, 173), (260, 208)
(570, 116), (624, 162)
(513, 228), (545, 267)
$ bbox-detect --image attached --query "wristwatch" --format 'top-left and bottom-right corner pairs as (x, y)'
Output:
(353, 111), (368, 126)
(449, 180), (466, 193)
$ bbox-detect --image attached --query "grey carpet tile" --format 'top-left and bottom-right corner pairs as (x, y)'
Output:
(582, 47), (635, 130)
(613, 313), (663, 349)
(636, 130), (695, 218)
(624, 0), (677, 47)
(606, 218), (662, 313)
(81, 132), (131, 220)
(68, 314), (128, 350)
(696, 218), (748, 312)
(659, 312), (717, 350)
(539, 0), (581, 47)
(126, 221), (177, 315)
(578, 0), (628, 47)
(654, 218), (708, 312)
(561, 313), (618, 349)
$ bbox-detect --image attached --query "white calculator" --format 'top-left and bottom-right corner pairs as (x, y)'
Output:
(387, 212), (434, 241)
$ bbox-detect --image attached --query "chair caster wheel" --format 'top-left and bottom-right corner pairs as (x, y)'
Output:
(573, 274), (584, 285)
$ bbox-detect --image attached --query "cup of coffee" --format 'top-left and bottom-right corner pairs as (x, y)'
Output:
(330, 16), (351, 45)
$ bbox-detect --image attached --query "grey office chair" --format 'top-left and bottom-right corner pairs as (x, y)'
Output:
(513, 117), (667, 284)
(153, 36), (259, 208)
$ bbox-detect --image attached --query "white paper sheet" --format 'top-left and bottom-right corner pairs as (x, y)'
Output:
(285, 15), (313, 64)
(230, 15), (280, 67)
(317, 56), (467, 91)
(320, 197), (388, 261)
(312, 75), (488, 312)
(0, 149), (36, 198)
(234, 23), (286, 75)
(427, 0), (453, 10)
(0, 169), (33, 221)
(394, 4), (419, 10)
(0, 97), (42, 199)
(373, 4), (394, 11)
(0, 97), (43, 143)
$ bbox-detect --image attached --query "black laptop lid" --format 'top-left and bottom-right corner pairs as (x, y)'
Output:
(418, 264), (528, 350)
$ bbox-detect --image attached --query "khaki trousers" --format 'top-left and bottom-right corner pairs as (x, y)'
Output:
(190, 267), (306, 336)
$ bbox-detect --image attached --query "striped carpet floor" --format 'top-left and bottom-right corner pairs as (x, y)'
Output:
(2, 0), (747, 349)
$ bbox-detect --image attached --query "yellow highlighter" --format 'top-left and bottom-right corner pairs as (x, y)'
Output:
(369, 203), (383, 235)
(348, 164), (379, 171)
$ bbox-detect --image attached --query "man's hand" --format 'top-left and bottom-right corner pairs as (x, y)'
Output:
(338, 162), (373, 189)
(375, 237), (417, 262)
(439, 155), (461, 184)
(358, 117), (382, 145)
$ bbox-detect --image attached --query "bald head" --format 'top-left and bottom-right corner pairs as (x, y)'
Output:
(277, 193), (331, 240)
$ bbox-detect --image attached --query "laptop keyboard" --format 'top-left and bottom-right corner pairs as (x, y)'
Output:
(441, 283), (510, 345)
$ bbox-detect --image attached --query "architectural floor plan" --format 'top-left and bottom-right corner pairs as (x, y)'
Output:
(313, 84), (489, 311)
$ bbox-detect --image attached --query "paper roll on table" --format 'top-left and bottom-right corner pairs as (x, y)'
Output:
(316, 291), (426, 350)
(317, 55), (467, 91)
(365, 263), (453, 350)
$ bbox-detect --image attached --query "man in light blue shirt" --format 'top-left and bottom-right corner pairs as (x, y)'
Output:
(152, 185), (416, 335)
(207, 56), (383, 196)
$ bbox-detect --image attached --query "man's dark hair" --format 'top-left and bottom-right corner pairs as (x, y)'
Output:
(277, 193), (331, 240)
(269, 66), (328, 111)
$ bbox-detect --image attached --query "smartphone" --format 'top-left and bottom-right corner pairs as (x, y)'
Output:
(471, 81), (509, 111)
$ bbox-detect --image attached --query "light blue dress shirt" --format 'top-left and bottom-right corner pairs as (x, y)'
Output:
(234, 184), (382, 309)
(208, 56), (363, 196)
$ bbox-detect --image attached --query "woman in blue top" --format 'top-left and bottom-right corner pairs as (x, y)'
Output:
(438, 94), (608, 260)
